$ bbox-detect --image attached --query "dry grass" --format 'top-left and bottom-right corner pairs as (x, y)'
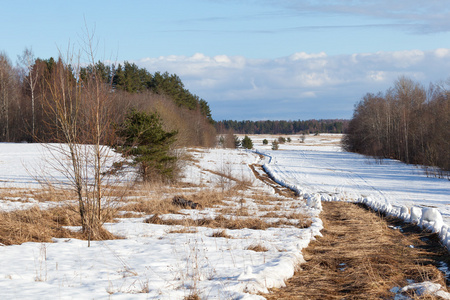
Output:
(184, 294), (200, 300)
(120, 198), (181, 215)
(260, 211), (282, 218)
(119, 188), (228, 217)
(211, 229), (232, 238)
(146, 214), (270, 230)
(167, 227), (198, 234)
(246, 244), (268, 252)
(0, 184), (126, 245)
(266, 201), (448, 300)
(270, 217), (312, 229)
(0, 206), (83, 245)
(0, 187), (76, 202)
(218, 206), (250, 216)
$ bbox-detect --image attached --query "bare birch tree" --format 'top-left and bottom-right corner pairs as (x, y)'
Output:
(0, 53), (13, 141)
(18, 47), (39, 139)
(42, 30), (119, 245)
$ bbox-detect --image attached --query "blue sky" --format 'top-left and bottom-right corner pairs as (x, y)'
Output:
(2, 0), (450, 120)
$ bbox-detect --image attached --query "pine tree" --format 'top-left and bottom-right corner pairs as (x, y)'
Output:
(115, 109), (178, 181)
(241, 135), (253, 149)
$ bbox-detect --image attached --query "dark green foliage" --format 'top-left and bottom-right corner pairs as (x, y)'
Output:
(262, 139), (268, 145)
(241, 135), (253, 149)
(112, 62), (152, 93)
(215, 119), (348, 135)
(199, 99), (213, 123)
(287, 137), (292, 143)
(80, 61), (113, 83)
(115, 109), (178, 181)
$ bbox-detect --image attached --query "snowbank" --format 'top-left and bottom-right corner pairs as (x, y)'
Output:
(360, 197), (450, 251)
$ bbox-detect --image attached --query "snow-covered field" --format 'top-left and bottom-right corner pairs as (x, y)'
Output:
(250, 134), (449, 243)
(0, 135), (449, 299)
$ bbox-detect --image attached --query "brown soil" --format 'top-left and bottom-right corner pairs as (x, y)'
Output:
(265, 201), (449, 300)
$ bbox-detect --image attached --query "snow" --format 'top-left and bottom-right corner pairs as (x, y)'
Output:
(391, 281), (450, 299)
(0, 135), (449, 299)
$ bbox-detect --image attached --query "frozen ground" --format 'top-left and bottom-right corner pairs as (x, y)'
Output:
(0, 136), (449, 299)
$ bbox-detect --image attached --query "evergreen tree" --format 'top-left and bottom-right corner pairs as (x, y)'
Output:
(241, 135), (253, 149)
(115, 109), (178, 181)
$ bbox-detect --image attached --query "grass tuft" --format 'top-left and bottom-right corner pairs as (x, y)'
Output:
(246, 244), (268, 252)
(211, 229), (232, 238)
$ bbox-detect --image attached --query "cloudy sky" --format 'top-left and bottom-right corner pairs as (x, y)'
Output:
(2, 0), (450, 120)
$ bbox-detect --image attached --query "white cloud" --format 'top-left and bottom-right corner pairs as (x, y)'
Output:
(134, 48), (450, 120)
(435, 48), (450, 58)
(289, 52), (327, 61)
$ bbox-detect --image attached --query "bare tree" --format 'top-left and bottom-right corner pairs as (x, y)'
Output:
(18, 47), (39, 139)
(0, 53), (11, 141)
(42, 30), (119, 245)
(344, 76), (449, 176)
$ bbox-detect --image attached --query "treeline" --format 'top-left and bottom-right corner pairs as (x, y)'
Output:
(343, 76), (449, 173)
(216, 119), (348, 135)
(0, 50), (215, 146)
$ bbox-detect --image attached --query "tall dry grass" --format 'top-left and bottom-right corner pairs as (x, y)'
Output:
(266, 201), (448, 300)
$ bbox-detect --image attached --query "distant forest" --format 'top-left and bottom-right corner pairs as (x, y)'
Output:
(216, 119), (349, 135)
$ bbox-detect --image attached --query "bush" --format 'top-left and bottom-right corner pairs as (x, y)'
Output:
(262, 139), (268, 145)
(272, 140), (279, 150)
(241, 135), (253, 149)
(278, 136), (286, 144)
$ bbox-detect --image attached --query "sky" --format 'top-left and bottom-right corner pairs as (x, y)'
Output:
(2, 0), (450, 121)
